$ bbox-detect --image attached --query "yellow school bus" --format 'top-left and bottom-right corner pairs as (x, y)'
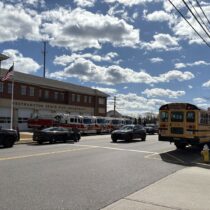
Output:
(159, 103), (210, 149)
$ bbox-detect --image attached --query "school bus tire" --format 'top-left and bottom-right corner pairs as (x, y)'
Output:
(175, 142), (186, 150)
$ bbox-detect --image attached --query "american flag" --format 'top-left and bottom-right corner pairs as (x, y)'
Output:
(1, 64), (14, 81)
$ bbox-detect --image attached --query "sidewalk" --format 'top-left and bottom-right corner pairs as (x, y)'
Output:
(103, 167), (210, 210)
(16, 132), (33, 144)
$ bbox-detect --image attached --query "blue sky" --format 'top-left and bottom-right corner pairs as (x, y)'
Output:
(1, 0), (210, 116)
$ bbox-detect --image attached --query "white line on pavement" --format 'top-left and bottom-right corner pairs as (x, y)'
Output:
(73, 144), (159, 155)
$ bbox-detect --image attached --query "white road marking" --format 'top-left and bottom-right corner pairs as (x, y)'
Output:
(73, 144), (159, 155)
(0, 147), (95, 161)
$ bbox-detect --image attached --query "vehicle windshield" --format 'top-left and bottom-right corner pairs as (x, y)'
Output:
(120, 125), (134, 130)
(125, 120), (132, 124)
(112, 120), (120, 125)
(171, 111), (184, 122)
(83, 118), (93, 124)
(160, 111), (168, 122)
(97, 119), (106, 124)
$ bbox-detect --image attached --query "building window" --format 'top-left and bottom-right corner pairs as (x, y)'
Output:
(72, 94), (75, 102)
(99, 97), (105, 105)
(54, 92), (58, 100)
(60, 92), (64, 101)
(21, 85), (27, 96)
(84, 96), (88, 103)
(45, 90), (49, 99)
(77, 94), (80, 103)
(0, 82), (3, 93)
(8, 83), (12, 94)
(29, 87), (34, 97)
(88, 96), (92, 103)
(39, 89), (42, 98)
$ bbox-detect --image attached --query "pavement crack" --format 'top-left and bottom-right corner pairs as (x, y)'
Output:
(124, 198), (188, 210)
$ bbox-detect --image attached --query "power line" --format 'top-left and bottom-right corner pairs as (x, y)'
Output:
(188, 0), (210, 35)
(195, 0), (210, 26)
(182, 0), (210, 40)
(167, 0), (210, 48)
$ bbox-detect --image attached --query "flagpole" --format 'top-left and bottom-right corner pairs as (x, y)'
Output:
(10, 62), (14, 130)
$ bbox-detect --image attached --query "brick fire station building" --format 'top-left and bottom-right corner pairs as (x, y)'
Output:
(0, 68), (109, 131)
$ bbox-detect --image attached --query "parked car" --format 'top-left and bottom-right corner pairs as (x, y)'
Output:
(144, 124), (158, 134)
(33, 127), (81, 144)
(0, 128), (19, 148)
(111, 124), (146, 142)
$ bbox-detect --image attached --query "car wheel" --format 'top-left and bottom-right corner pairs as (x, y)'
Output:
(38, 140), (43, 145)
(3, 137), (15, 148)
(142, 135), (146, 141)
(74, 134), (80, 142)
(112, 137), (117, 143)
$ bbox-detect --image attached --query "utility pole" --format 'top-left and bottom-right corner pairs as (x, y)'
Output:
(114, 96), (116, 117)
(43, 41), (47, 78)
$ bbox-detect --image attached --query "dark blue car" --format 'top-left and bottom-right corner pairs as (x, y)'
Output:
(111, 124), (146, 142)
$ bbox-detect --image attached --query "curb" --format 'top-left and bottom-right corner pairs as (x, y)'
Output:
(16, 139), (33, 144)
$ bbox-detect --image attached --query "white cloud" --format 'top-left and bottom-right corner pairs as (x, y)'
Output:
(108, 5), (135, 22)
(170, 4), (210, 45)
(132, 12), (138, 19)
(2, 49), (41, 74)
(150, 57), (163, 63)
(193, 98), (207, 104)
(0, 2), (42, 42)
(49, 58), (194, 85)
(163, 0), (185, 12)
(202, 80), (210, 88)
(107, 92), (167, 116)
(156, 70), (194, 82)
(54, 52), (119, 66)
(188, 85), (193, 89)
(141, 33), (181, 51)
(74, 0), (95, 7)
(105, 0), (161, 7)
(142, 88), (185, 98)
(145, 2), (210, 46)
(144, 10), (174, 23)
(41, 8), (140, 51)
(175, 60), (210, 69)
(3, 0), (45, 7)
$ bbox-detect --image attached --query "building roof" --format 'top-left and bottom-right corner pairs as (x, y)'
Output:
(0, 69), (109, 97)
(0, 54), (9, 61)
(107, 110), (122, 117)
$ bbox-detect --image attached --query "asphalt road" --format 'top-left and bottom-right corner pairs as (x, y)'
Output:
(0, 134), (203, 210)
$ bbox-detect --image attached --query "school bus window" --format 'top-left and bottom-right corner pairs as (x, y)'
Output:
(160, 111), (168, 122)
(186, 111), (195, 122)
(171, 111), (184, 122)
(200, 113), (208, 124)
